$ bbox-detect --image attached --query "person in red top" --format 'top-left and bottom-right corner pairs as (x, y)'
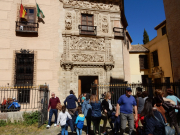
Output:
(2, 98), (7, 105)
(46, 92), (60, 128)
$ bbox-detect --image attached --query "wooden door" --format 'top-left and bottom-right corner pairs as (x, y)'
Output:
(94, 78), (98, 96)
(78, 79), (81, 96)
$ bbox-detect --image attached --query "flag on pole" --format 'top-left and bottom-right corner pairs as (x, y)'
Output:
(19, 4), (27, 18)
(36, 3), (45, 18)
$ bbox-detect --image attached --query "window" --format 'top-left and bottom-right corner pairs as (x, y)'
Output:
(16, 7), (38, 33)
(79, 14), (96, 35)
(15, 52), (34, 103)
(141, 75), (148, 85)
(81, 14), (94, 26)
(20, 7), (36, 23)
(152, 51), (159, 67)
(139, 55), (148, 69)
(127, 40), (129, 50)
(161, 26), (166, 36)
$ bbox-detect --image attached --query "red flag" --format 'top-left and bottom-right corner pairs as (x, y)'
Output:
(19, 4), (27, 18)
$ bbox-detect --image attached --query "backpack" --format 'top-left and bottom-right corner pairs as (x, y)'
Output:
(154, 111), (175, 135)
(77, 121), (84, 129)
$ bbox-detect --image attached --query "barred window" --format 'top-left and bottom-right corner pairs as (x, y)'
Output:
(15, 52), (34, 103)
(152, 51), (159, 67)
(162, 26), (166, 36)
(141, 75), (148, 85)
(139, 55), (148, 69)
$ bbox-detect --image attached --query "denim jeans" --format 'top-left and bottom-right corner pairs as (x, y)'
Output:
(76, 128), (82, 135)
(48, 109), (58, 125)
(61, 125), (68, 135)
(86, 117), (91, 134)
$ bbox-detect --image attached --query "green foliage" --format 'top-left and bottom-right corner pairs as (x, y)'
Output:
(0, 111), (40, 127)
(22, 111), (40, 125)
(143, 29), (149, 44)
(0, 120), (7, 127)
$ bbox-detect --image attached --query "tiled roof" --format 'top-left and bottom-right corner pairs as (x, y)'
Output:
(129, 44), (149, 53)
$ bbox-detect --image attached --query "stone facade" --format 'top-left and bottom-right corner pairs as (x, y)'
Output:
(0, 0), (131, 101)
(163, 0), (180, 82)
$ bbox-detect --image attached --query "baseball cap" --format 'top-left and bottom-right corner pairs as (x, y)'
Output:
(126, 87), (132, 91)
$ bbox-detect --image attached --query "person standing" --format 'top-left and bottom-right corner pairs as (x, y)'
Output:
(47, 92), (60, 128)
(142, 91), (148, 101)
(135, 91), (145, 134)
(78, 94), (82, 106)
(82, 93), (92, 135)
(82, 93), (86, 104)
(115, 87), (138, 135)
(102, 92), (114, 134)
(57, 105), (72, 135)
(90, 95), (102, 135)
(64, 90), (78, 115)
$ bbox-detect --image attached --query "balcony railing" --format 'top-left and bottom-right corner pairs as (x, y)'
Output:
(78, 25), (97, 36)
(16, 21), (39, 33)
(113, 27), (124, 39)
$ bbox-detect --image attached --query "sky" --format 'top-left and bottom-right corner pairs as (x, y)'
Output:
(124, 0), (166, 45)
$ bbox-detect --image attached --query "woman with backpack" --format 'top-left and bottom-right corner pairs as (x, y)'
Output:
(82, 93), (92, 135)
(57, 105), (72, 135)
(101, 92), (114, 134)
(75, 107), (85, 135)
(90, 94), (102, 135)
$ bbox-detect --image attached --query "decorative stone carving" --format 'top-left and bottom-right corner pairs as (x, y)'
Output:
(151, 67), (164, 76)
(102, 16), (108, 33)
(70, 37), (105, 51)
(60, 0), (120, 11)
(73, 68), (103, 76)
(72, 54), (104, 62)
(104, 63), (114, 71)
(61, 61), (73, 71)
(65, 12), (72, 30)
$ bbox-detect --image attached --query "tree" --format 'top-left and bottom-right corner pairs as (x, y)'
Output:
(143, 29), (149, 44)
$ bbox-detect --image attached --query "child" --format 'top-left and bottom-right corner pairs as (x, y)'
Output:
(57, 105), (72, 135)
(75, 107), (85, 135)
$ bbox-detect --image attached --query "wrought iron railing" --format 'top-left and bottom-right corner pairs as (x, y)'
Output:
(0, 84), (49, 112)
(92, 82), (180, 105)
(78, 25), (97, 35)
(113, 27), (124, 38)
(15, 21), (39, 33)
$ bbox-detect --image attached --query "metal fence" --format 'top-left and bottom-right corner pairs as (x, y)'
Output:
(0, 85), (49, 112)
(91, 82), (180, 105)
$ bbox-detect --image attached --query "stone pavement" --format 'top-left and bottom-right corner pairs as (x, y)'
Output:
(37, 120), (130, 135)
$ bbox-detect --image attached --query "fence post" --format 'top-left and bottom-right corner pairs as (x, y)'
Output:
(147, 78), (153, 98)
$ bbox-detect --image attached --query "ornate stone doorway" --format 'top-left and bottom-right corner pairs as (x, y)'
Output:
(78, 76), (98, 95)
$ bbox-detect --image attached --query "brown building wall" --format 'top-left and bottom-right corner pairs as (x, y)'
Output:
(163, 0), (180, 82)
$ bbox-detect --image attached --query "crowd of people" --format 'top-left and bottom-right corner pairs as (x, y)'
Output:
(46, 88), (180, 135)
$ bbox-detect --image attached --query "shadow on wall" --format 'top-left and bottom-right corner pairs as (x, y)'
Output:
(110, 77), (125, 83)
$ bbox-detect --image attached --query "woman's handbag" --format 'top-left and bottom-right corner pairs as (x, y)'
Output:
(56, 103), (62, 111)
(154, 112), (175, 135)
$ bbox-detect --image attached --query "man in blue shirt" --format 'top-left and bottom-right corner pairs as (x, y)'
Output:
(115, 87), (137, 135)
